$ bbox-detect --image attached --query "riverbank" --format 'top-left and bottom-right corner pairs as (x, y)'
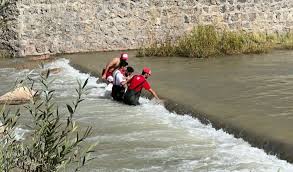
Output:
(137, 26), (293, 58)
(64, 50), (293, 163)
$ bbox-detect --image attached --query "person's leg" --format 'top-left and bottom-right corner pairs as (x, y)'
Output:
(117, 87), (125, 101)
(123, 90), (137, 105)
(133, 92), (141, 105)
(112, 85), (119, 101)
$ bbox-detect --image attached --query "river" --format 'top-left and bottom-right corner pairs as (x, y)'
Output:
(1, 58), (293, 171)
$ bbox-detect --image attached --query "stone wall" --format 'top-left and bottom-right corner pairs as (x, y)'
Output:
(1, 0), (293, 56)
(0, 0), (19, 56)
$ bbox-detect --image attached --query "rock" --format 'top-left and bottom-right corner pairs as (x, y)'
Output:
(41, 68), (62, 76)
(0, 86), (36, 105)
(29, 54), (51, 61)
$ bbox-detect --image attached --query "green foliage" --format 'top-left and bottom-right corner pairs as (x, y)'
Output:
(137, 25), (293, 58)
(137, 40), (176, 57)
(186, 25), (219, 58)
(220, 31), (246, 55)
(280, 32), (293, 49)
(0, 50), (13, 58)
(0, 68), (95, 171)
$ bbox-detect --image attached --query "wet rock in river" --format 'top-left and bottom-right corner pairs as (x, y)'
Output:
(29, 54), (51, 61)
(41, 67), (62, 76)
(0, 86), (36, 105)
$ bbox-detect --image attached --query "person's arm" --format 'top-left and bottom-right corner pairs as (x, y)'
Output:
(121, 80), (127, 87)
(122, 75), (134, 87)
(148, 88), (159, 99)
(102, 58), (119, 79)
(118, 74), (127, 88)
(121, 75), (132, 86)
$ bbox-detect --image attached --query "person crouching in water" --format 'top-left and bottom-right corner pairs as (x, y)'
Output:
(102, 53), (129, 80)
(112, 60), (128, 101)
(123, 67), (159, 105)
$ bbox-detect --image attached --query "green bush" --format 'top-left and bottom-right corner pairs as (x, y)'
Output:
(281, 32), (293, 49)
(220, 31), (245, 55)
(187, 25), (220, 58)
(137, 25), (293, 58)
(0, 69), (95, 171)
(137, 40), (176, 57)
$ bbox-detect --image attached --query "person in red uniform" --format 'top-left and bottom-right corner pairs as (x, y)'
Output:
(123, 67), (159, 105)
(102, 53), (129, 80)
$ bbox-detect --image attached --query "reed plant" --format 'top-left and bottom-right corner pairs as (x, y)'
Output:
(0, 68), (95, 171)
(137, 25), (293, 58)
(176, 25), (219, 58)
(280, 32), (293, 49)
(137, 39), (176, 57)
(220, 30), (246, 55)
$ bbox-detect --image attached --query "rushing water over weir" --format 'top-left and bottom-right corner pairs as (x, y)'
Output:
(0, 59), (293, 172)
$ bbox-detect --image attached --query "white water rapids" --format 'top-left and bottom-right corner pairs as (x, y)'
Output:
(0, 58), (293, 172)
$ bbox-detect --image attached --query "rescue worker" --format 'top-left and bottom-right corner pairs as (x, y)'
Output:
(123, 67), (159, 105)
(102, 53), (129, 80)
(111, 60), (128, 101)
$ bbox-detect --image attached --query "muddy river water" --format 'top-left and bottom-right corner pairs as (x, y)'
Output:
(1, 50), (293, 171)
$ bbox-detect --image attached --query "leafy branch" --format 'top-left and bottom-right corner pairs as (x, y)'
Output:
(0, 68), (95, 172)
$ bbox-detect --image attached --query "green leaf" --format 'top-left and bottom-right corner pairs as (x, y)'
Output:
(36, 102), (44, 109)
(78, 99), (85, 103)
(33, 90), (40, 98)
(66, 104), (74, 114)
(46, 69), (50, 79)
(25, 124), (33, 130)
(82, 156), (86, 165)
(48, 90), (55, 95)
(82, 78), (89, 89)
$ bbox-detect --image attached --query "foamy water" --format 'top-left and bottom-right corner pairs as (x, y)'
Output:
(0, 58), (293, 172)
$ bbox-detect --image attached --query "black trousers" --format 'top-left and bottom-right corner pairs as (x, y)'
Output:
(123, 89), (141, 106)
(112, 85), (125, 101)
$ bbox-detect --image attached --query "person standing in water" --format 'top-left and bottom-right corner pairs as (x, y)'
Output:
(111, 60), (128, 101)
(102, 53), (129, 80)
(123, 67), (159, 105)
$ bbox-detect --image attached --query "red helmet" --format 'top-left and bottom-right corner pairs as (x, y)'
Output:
(120, 53), (128, 61)
(143, 67), (151, 75)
